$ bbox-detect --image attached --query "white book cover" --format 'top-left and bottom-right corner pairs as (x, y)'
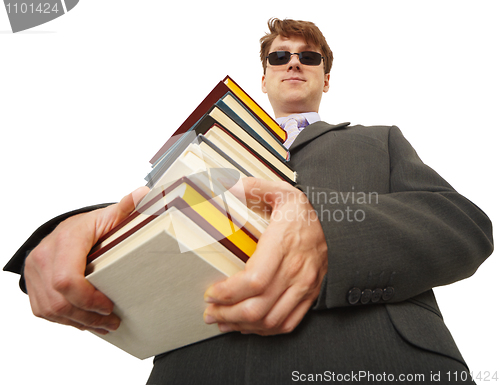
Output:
(86, 208), (245, 359)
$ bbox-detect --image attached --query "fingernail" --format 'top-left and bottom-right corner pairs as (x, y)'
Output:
(204, 295), (215, 303)
(204, 313), (216, 324)
(204, 288), (216, 303)
(219, 324), (234, 333)
(104, 322), (119, 332)
(92, 328), (110, 335)
(96, 308), (112, 316)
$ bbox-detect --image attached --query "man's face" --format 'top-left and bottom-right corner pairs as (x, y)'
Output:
(262, 35), (330, 118)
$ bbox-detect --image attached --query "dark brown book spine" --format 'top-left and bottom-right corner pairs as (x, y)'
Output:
(149, 81), (229, 165)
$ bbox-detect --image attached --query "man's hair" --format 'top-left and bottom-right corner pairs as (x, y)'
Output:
(260, 18), (333, 75)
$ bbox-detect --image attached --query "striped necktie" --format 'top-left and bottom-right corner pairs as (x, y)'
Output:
(281, 114), (309, 149)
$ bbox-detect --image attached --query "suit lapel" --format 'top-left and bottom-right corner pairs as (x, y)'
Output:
(289, 121), (351, 151)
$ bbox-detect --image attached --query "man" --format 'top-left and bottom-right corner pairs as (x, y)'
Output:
(4, 18), (493, 384)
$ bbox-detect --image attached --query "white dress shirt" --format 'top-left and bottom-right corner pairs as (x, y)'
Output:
(276, 112), (321, 128)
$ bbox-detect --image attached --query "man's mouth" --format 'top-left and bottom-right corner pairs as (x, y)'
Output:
(283, 77), (305, 83)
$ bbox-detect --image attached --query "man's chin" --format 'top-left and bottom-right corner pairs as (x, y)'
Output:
(283, 95), (312, 111)
(269, 90), (316, 115)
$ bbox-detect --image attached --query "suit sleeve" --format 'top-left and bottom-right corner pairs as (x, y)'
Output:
(3, 203), (115, 293)
(299, 126), (493, 309)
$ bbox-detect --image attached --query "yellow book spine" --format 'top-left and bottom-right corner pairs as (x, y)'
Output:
(224, 77), (286, 142)
(182, 184), (257, 258)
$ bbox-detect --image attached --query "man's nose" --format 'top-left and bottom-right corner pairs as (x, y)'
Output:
(288, 53), (302, 70)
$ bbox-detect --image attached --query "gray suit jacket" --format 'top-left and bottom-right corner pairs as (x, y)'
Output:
(4, 122), (493, 384)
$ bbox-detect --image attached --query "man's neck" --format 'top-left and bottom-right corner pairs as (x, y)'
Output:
(276, 112), (321, 125)
(275, 110), (318, 119)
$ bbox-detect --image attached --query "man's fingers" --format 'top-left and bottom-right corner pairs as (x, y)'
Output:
(26, 239), (103, 315)
(23, 186), (151, 335)
(204, 228), (285, 305)
(224, 177), (291, 208)
(46, 303), (120, 332)
(28, 269), (120, 332)
(253, 287), (313, 335)
(47, 226), (114, 314)
(205, 276), (284, 327)
(214, 273), (307, 328)
(132, 186), (151, 207)
(203, 269), (265, 306)
(203, 243), (306, 329)
(55, 275), (114, 315)
(51, 186), (149, 313)
(278, 300), (313, 335)
(117, 186), (150, 217)
(95, 186), (150, 238)
(45, 308), (119, 334)
(208, 295), (313, 336)
(65, 307), (120, 332)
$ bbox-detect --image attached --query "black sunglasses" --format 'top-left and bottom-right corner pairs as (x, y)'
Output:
(266, 51), (324, 66)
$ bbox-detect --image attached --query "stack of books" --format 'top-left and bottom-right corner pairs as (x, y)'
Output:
(84, 76), (296, 359)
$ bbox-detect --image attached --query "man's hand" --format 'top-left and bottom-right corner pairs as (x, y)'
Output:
(24, 186), (149, 335)
(203, 178), (328, 336)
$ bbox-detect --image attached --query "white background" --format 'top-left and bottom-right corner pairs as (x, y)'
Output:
(1, 1), (498, 384)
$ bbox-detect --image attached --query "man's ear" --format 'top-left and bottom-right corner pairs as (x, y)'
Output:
(261, 74), (267, 94)
(323, 73), (330, 93)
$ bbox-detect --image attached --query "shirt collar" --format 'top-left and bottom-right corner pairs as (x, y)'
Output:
(276, 112), (321, 126)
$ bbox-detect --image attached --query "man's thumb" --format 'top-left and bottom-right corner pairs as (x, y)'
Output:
(116, 186), (150, 220)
